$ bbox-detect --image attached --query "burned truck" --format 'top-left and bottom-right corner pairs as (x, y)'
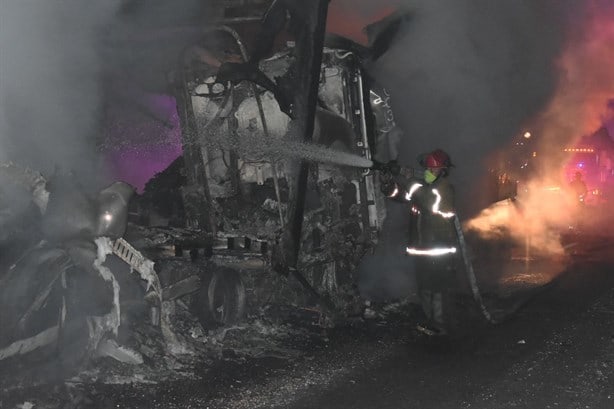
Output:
(0, 2), (403, 377)
(0, 163), (163, 371)
(134, 10), (400, 326)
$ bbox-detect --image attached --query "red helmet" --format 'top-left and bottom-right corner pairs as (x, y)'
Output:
(424, 149), (453, 169)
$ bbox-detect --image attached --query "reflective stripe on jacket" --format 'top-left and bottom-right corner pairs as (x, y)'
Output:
(387, 177), (457, 256)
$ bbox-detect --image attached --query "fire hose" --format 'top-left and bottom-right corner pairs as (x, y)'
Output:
(452, 215), (500, 324)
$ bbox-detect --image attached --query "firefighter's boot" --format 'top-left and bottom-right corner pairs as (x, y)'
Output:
(416, 291), (447, 336)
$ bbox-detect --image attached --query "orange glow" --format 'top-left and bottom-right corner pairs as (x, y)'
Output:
(326, 1), (401, 44)
(527, 3), (614, 175)
(465, 177), (580, 255)
(469, 2), (614, 256)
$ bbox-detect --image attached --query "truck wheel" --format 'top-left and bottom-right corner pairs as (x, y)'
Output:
(197, 268), (246, 327)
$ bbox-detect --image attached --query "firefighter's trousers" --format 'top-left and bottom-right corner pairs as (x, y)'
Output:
(420, 290), (445, 328)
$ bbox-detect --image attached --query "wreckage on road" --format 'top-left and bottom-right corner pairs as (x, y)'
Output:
(132, 0), (403, 327)
(0, 164), (162, 369)
(0, 0), (403, 376)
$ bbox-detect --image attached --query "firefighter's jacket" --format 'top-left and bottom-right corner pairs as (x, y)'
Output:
(385, 176), (457, 257)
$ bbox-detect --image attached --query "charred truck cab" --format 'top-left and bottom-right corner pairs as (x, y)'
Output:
(173, 35), (382, 237)
(153, 4), (398, 325)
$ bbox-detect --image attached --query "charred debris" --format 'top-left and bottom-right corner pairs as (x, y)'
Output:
(0, 0), (406, 385)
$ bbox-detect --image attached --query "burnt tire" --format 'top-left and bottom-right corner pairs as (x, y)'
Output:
(196, 268), (246, 327)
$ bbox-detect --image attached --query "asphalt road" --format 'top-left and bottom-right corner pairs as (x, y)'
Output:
(182, 256), (612, 409)
(128, 256), (613, 409)
(283, 260), (614, 409)
(3, 254), (613, 409)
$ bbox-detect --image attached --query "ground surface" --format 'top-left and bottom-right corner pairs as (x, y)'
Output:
(2, 239), (613, 409)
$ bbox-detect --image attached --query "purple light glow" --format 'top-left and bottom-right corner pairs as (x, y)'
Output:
(103, 93), (183, 193)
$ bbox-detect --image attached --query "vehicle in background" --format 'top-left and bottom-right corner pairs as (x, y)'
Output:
(562, 127), (614, 206)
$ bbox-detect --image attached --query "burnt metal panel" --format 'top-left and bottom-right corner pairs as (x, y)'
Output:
(275, 0), (330, 274)
(173, 75), (216, 232)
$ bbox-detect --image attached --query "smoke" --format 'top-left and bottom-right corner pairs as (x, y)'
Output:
(466, 186), (577, 256)
(368, 0), (569, 219)
(357, 253), (418, 302)
(526, 0), (614, 174)
(0, 0), (214, 371)
(355, 0), (580, 296)
(466, 0), (614, 256)
(0, 0), (214, 190)
(0, 0), (124, 187)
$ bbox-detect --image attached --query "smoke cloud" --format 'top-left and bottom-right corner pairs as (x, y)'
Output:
(368, 0), (570, 219)
(0, 0), (213, 191)
(466, 0), (614, 256)
(0, 0), (124, 187)
(0, 0), (216, 374)
(527, 0), (614, 174)
(357, 0), (581, 297)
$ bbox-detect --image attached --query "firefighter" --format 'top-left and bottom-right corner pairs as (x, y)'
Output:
(381, 149), (458, 336)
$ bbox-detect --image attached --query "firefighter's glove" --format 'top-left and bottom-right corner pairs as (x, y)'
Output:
(380, 178), (397, 197)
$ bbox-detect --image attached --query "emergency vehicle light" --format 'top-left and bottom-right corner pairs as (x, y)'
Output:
(563, 148), (595, 153)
